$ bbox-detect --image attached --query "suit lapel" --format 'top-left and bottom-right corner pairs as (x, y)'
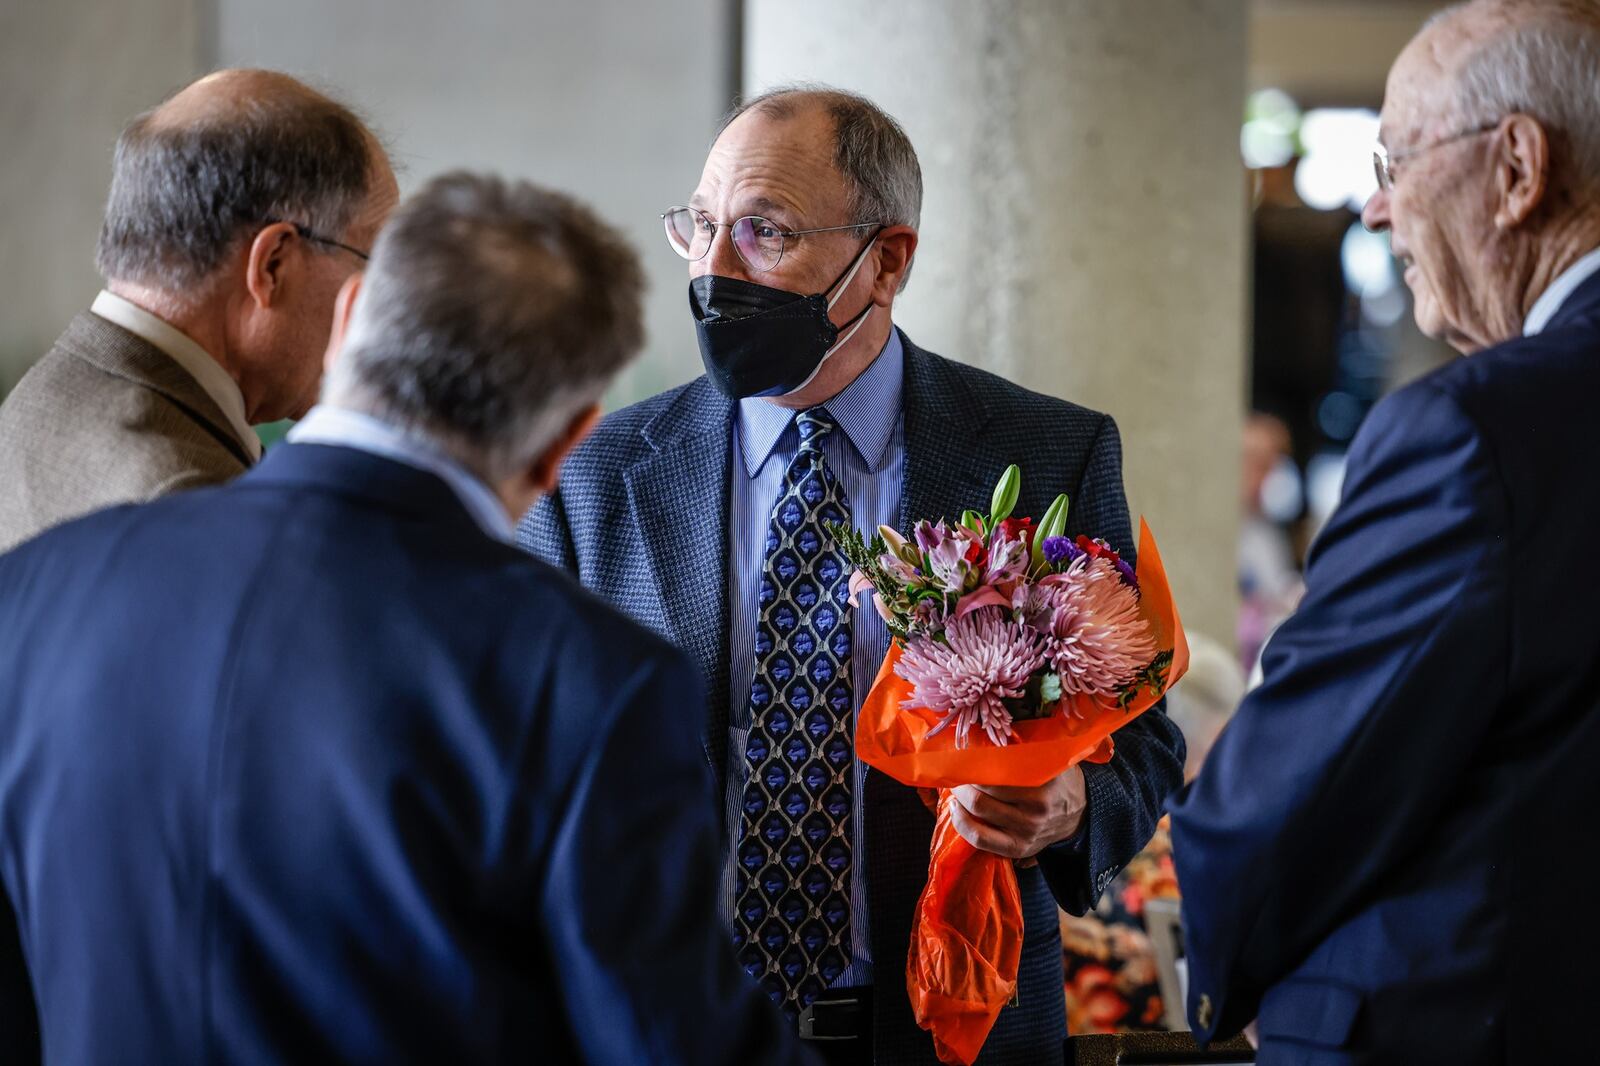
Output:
(898, 336), (997, 531)
(625, 380), (736, 777)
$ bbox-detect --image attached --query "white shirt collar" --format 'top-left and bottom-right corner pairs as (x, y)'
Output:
(1524, 245), (1600, 336)
(90, 290), (262, 461)
(286, 405), (515, 544)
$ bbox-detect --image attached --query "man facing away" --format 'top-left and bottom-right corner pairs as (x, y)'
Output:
(520, 85), (1185, 1064)
(0, 68), (397, 552)
(0, 171), (810, 1065)
(1170, 1), (1600, 1061)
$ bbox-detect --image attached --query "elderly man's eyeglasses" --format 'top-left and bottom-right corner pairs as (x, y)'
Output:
(266, 219), (371, 262)
(1372, 121), (1501, 191)
(662, 206), (876, 272)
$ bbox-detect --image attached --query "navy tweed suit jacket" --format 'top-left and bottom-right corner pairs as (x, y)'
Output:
(519, 332), (1185, 1064)
(1169, 271), (1600, 1063)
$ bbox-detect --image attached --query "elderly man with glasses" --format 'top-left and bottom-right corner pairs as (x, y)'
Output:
(520, 85), (1184, 1065)
(1170, 1), (1600, 1061)
(0, 69), (398, 553)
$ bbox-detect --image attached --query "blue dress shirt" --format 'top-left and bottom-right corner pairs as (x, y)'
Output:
(288, 405), (514, 543)
(722, 331), (906, 987)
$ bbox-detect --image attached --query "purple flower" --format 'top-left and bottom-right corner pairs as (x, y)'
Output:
(983, 526), (1031, 585)
(916, 520), (980, 595)
(895, 607), (1048, 748)
(1041, 535), (1081, 567)
(911, 597), (946, 630)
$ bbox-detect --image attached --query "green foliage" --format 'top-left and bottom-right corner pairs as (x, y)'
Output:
(1116, 650), (1176, 710)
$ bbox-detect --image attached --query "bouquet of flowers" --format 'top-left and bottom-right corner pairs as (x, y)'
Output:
(834, 465), (1187, 1065)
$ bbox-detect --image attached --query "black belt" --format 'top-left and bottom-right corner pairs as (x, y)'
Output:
(797, 986), (873, 1043)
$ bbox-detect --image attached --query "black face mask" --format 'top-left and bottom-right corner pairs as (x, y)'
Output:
(689, 234), (879, 399)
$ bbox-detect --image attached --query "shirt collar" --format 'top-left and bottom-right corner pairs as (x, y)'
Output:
(286, 405), (515, 543)
(90, 289), (262, 461)
(737, 329), (904, 478)
(1525, 245), (1600, 336)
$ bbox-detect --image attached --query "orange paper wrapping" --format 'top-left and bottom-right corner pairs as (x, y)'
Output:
(856, 520), (1188, 1064)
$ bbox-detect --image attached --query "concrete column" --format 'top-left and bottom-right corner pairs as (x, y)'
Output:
(745, 0), (1248, 647)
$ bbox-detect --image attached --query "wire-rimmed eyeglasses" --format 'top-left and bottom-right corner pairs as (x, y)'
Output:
(662, 205), (876, 272)
(266, 219), (371, 262)
(1372, 120), (1501, 191)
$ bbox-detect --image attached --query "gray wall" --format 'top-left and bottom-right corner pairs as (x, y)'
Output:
(0, 0), (733, 402)
(214, 0), (734, 404)
(0, 0), (205, 390)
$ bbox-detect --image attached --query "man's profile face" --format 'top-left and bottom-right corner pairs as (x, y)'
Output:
(275, 157), (400, 419)
(688, 105), (865, 296)
(1362, 23), (1497, 352)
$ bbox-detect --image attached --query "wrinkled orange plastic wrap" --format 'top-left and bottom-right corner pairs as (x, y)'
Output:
(856, 520), (1188, 1064)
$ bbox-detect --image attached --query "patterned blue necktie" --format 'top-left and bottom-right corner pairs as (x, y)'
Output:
(733, 407), (855, 1019)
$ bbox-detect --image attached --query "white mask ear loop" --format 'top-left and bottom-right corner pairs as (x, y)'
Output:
(825, 236), (877, 311)
(785, 238), (879, 397)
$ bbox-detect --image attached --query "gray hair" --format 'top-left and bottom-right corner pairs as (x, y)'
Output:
(96, 71), (377, 292)
(324, 171), (645, 480)
(719, 83), (922, 286)
(1430, 1), (1600, 196)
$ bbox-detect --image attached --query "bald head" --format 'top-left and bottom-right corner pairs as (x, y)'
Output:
(717, 84), (923, 250)
(96, 68), (392, 294)
(1400, 0), (1600, 196)
(1364, 0), (1600, 352)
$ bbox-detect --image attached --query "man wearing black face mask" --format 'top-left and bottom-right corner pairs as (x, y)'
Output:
(518, 86), (1184, 1066)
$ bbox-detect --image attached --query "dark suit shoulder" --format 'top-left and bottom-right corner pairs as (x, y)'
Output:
(1417, 319), (1600, 414)
(903, 337), (1111, 433)
(478, 537), (685, 669)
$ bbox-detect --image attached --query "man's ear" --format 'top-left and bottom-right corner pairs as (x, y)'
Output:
(528, 403), (603, 495)
(245, 222), (299, 309)
(323, 272), (364, 375)
(869, 224), (919, 307)
(1495, 113), (1549, 229)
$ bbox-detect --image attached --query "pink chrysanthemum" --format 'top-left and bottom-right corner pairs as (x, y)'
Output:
(1023, 556), (1157, 702)
(895, 607), (1046, 748)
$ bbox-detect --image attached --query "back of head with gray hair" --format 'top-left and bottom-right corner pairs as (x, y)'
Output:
(1430, 0), (1600, 198)
(718, 83), (922, 286)
(324, 171), (645, 480)
(96, 69), (378, 294)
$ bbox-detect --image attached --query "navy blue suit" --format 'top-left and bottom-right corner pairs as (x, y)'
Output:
(0, 443), (806, 1065)
(1169, 273), (1600, 1063)
(519, 333), (1186, 1064)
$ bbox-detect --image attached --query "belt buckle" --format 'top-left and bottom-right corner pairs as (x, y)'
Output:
(797, 993), (863, 1041)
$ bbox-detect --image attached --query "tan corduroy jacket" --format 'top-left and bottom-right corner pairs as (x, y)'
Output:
(0, 312), (255, 553)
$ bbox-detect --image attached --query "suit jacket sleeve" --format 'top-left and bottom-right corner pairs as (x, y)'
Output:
(517, 487), (577, 575)
(537, 646), (812, 1066)
(1167, 382), (1509, 1043)
(1036, 414), (1187, 915)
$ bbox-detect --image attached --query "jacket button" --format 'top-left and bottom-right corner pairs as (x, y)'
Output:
(1197, 993), (1213, 1030)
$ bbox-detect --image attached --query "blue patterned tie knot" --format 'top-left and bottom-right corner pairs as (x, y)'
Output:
(733, 404), (855, 1019)
(795, 406), (837, 441)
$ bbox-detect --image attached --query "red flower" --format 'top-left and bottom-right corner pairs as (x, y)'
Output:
(964, 539), (985, 565)
(1075, 535), (1124, 567)
(998, 516), (1034, 543)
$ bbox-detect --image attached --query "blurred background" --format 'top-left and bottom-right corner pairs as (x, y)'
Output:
(0, 0), (1459, 1033)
